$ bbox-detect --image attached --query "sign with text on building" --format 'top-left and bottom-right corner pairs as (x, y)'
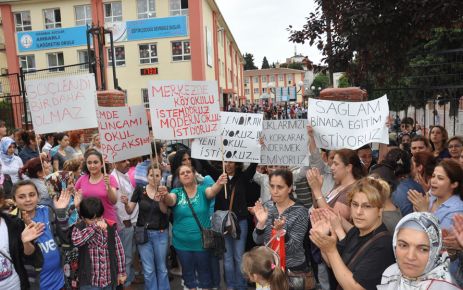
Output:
(97, 105), (151, 163)
(191, 112), (263, 163)
(105, 16), (188, 43)
(17, 26), (88, 52)
(148, 80), (221, 140)
(307, 95), (389, 150)
(25, 73), (98, 134)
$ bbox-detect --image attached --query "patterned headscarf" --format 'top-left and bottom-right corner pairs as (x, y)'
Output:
(0, 137), (16, 165)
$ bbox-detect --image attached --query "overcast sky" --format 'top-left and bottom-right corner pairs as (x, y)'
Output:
(215, 0), (324, 67)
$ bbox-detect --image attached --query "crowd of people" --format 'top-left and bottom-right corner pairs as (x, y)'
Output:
(1, 116), (463, 290)
(227, 102), (308, 120)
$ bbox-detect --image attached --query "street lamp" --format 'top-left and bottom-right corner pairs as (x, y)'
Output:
(311, 85), (322, 98)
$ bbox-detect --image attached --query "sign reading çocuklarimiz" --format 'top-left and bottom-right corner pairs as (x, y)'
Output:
(17, 16), (188, 52)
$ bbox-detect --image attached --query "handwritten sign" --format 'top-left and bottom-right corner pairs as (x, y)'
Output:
(307, 95), (389, 150)
(191, 112), (263, 163)
(148, 80), (221, 140)
(261, 119), (308, 166)
(26, 74), (98, 134)
(97, 105), (151, 163)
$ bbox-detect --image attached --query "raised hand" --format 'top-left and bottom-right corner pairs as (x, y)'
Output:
(414, 174), (430, 192)
(74, 189), (83, 209)
(453, 214), (463, 248)
(407, 189), (429, 212)
(217, 173), (228, 185)
(306, 125), (314, 138)
(310, 208), (330, 235)
(306, 168), (323, 193)
(54, 188), (71, 209)
(310, 224), (337, 253)
(120, 194), (129, 205)
(22, 211), (33, 226)
(21, 222), (45, 243)
(253, 201), (269, 227)
(104, 174), (111, 189)
(273, 216), (286, 231)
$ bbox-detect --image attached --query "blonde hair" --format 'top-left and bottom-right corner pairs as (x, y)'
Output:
(63, 158), (82, 172)
(241, 247), (289, 290)
(348, 176), (390, 208)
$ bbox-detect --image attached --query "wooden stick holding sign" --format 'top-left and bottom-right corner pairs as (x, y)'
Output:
(220, 135), (229, 199)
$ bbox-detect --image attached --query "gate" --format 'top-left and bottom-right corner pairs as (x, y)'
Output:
(0, 72), (22, 130)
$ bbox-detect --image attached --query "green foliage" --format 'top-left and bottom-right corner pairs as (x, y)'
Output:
(261, 57), (270, 69)
(244, 53), (258, 70)
(288, 62), (304, 70)
(311, 73), (330, 95)
(337, 73), (350, 88)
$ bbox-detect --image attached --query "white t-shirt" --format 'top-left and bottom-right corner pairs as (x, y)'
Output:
(0, 218), (20, 289)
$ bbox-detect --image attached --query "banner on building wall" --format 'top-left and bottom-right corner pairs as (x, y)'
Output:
(206, 26), (213, 67)
(25, 73), (98, 134)
(97, 105), (151, 163)
(191, 112), (263, 163)
(17, 26), (88, 52)
(261, 119), (308, 166)
(148, 80), (221, 140)
(275, 87), (297, 102)
(307, 95), (389, 150)
(105, 16), (188, 43)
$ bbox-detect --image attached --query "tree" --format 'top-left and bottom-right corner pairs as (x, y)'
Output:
(261, 57), (270, 69)
(288, 62), (304, 70)
(287, 0), (463, 87)
(311, 73), (330, 95)
(244, 53), (258, 70)
(337, 73), (350, 88)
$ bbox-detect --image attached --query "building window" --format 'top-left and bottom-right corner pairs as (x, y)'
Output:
(43, 8), (61, 29)
(171, 40), (190, 61)
(270, 75), (275, 82)
(108, 46), (125, 66)
(47, 52), (64, 72)
(104, 2), (122, 22)
(253, 88), (259, 94)
(78, 50), (93, 69)
(137, 0), (156, 19)
(279, 75), (284, 81)
(287, 74), (293, 82)
(14, 11), (32, 32)
(218, 30), (223, 46)
(262, 76), (267, 83)
(221, 62), (225, 76)
(19, 55), (36, 72)
(169, 0), (188, 16)
(244, 78), (249, 84)
(75, 5), (92, 26)
(139, 43), (158, 64)
(141, 88), (149, 108)
(245, 89), (250, 95)
(253, 76), (258, 83)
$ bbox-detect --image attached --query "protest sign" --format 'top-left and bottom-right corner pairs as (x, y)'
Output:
(191, 112), (263, 163)
(148, 80), (221, 140)
(97, 105), (151, 163)
(261, 119), (308, 166)
(25, 74), (98, 134)
(307, 95), (389, 150)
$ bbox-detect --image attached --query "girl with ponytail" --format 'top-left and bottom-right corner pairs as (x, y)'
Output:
(242, 246), (289, 290)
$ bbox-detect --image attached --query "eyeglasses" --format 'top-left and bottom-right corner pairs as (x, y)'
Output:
(350, 202), (375, 210)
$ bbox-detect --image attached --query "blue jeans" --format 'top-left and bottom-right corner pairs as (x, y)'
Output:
(224, 219), (248, 290)
(210, 254), (221, 288)
(138, 230), (170, 290)
(176, 249), (212, 289)
(119, 226), (135, 286)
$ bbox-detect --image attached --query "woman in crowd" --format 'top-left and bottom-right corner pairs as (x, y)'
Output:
(253, 169), (311, 284)
(310, 177), (395, 290)
(161, 164), (227, 290)
(378, 212), (460, 289)
(67, 130), (86, 159)
(122, 165), (170, 290)
(0, 137), (23, 185)
(19, 157), (53, 206)
(12, 179), (71, 290)
(40, 133), (55, 155)
(88, 133), (101, 151)
(410, 151), (436, 193)
(408, 159), (463, 229)
(75, 149), (118, 223)
(52, 133), (71, 172)
(0, 186), (44, 290)
(241, 246), (289, 290)
(167, 149), (207, 190)
(429, 125), (451, 160)
(447, 136), (463, 162)
(18, 131), (41, 164)
(308, 148), (364, 220)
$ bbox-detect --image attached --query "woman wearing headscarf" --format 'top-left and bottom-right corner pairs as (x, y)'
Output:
(378, 212), (460, 289)
(0, 137), (23, 185)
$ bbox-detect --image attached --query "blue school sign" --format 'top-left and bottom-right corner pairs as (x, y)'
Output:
(17, 26), (88, 52)
(126, 16), (188, 41)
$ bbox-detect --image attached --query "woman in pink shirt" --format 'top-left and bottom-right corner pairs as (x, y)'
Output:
(75, 149), (118, 223)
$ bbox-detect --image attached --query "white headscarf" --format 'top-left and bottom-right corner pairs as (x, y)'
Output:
(377, 212), (460, 290)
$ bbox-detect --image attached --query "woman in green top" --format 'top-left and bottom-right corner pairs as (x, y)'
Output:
(162, 164), (227, 290)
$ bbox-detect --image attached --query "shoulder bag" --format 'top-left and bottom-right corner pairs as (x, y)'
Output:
(211, 187), (241, 239)
(183, 188), (225, 256)
(134, 187), (155, 245)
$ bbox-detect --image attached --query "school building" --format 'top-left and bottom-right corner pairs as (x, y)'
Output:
(0, 0), (245, 128)
(243, 67), (307, 106)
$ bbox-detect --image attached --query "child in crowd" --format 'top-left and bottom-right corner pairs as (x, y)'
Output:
(241, 246), (289, 290)
(71, 197), (126, 290)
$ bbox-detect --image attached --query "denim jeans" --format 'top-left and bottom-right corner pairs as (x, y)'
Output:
(224, 219), (248, 290)
(176, 249), (212, 289)
(209, 253), (221, 288)
(138, 230), (170, 290)
(119, 226), (135, 286)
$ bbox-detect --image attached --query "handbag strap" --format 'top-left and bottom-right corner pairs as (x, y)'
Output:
(228, 186), (236, 212)
(183, 187), (203, 232)
(0, 249), (13, 264)
(347, 230), (389, 269)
